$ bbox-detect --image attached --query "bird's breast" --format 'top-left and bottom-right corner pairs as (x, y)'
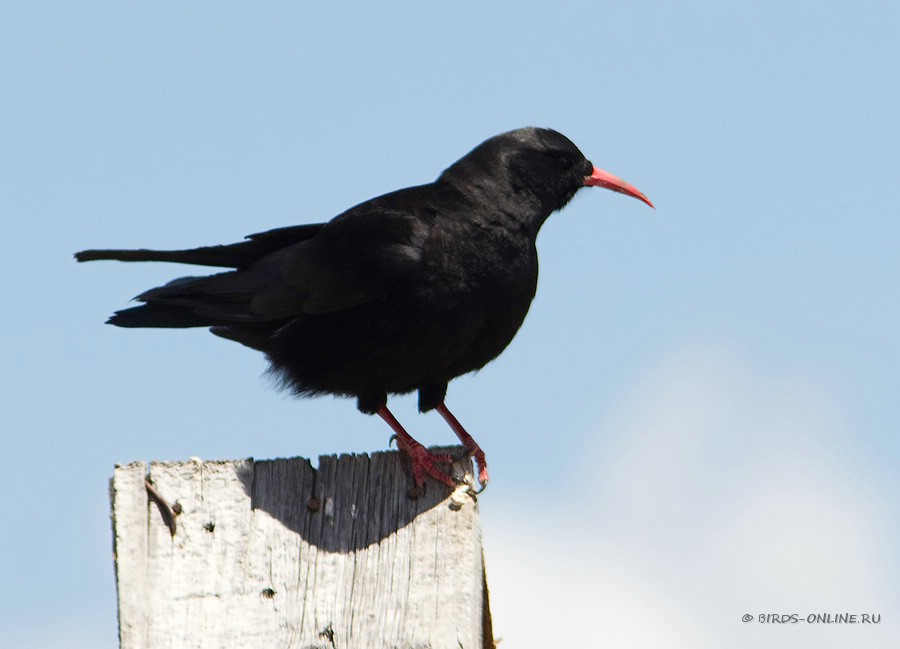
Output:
(422, 221), (537, 303)
(417, 221), (538, 377)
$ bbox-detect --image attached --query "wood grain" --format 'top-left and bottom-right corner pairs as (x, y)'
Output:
(111, 448), (491, 649)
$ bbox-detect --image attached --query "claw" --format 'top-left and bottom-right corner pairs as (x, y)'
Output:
(377, 405), (455, 489)
(404, 442), (455, 488)
(471, 453), (489, 493)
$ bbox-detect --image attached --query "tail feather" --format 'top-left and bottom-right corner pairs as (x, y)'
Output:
(78, 222), (325, 329)
(75, 222), (325, 269)
(108, 304), (223, 328)
(135, 270), (274, 302)
(75, 247), (250, 268)
(104, 262), (292, 327)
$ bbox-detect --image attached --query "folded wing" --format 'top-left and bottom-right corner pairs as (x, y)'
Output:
(77, 204), (430, 329)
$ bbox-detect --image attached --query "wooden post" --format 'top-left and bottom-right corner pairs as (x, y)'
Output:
(110, 448), (493, 649)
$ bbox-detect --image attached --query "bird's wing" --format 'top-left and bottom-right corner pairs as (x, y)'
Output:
(258, 204), (430, 315)
(128, 201), (431, 323)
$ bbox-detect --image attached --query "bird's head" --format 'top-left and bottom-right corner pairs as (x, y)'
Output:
(439, 127), (653, 228)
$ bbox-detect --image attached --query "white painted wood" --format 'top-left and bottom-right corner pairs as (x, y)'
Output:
(111, 449), (492, 649)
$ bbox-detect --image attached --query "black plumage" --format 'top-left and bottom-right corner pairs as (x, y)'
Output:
(76, 127), (653, 490)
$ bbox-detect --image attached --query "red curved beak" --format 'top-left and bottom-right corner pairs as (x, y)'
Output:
(584, 166), (654, 209)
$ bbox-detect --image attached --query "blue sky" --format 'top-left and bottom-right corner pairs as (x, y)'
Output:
(2, 2), (898, 647)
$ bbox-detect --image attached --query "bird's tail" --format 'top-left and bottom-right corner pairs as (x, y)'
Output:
(106, 302), (220, 328)
(101, 269), (286, 328)
(74, 247), (243, 267)
(74, 222), (325, 269)
(75, 223), (325, 329)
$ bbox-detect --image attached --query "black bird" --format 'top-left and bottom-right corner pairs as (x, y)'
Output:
(76, 127), (653, 491)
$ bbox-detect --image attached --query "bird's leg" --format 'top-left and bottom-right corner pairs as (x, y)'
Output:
(434, 402), (489, 491)
(376, 406), (455, 488)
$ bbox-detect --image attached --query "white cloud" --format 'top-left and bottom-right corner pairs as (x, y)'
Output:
(484, 345), (899, 648)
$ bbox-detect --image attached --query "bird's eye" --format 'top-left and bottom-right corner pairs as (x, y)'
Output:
(555, 155), (571, 171)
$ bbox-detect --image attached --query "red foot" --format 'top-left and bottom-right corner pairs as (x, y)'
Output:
(378, 406), (455, 488)
(435, 403), (489, 491)
(396, 436), (455, 488)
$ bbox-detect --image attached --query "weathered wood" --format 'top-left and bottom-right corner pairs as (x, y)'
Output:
(111, 448), (492, 649)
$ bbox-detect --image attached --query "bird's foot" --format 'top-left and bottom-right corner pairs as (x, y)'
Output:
(435, 402), (489, 492)
(398, 438), (456, 490)
(378, 405), (455, 490)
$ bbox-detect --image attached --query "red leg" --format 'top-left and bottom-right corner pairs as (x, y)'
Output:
(435, 402), (489, 490)
(377, 405), (455, 488)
